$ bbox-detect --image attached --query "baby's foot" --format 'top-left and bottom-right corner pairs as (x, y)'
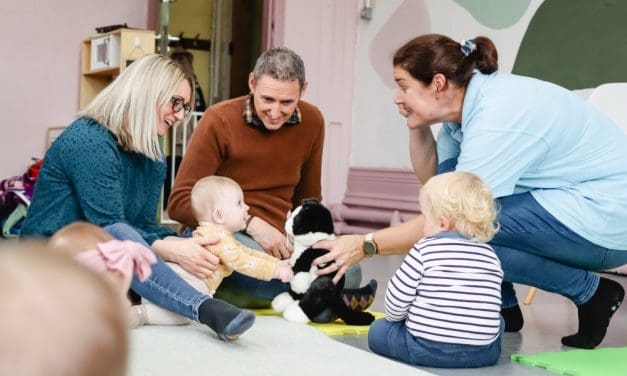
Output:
(127, 305), (147, 329)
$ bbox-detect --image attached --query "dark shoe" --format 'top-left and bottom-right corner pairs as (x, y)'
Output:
(311, 279), (378, 323)
(341, 279), (377, 311)
(198, 298), (256, 341)
(220, 310), (255, 341)
(501, 304), (524, 332)
(561, 277), (624, 349)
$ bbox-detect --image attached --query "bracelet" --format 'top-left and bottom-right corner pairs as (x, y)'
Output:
(245, 216), (255, 233)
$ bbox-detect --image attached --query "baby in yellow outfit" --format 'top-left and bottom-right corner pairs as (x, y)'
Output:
(130, 176), (292, 327)
(191, 176), (293, 293)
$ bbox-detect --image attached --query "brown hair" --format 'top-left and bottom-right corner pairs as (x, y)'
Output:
(48, 221), (113, 256)
(393, 34), (498, 88)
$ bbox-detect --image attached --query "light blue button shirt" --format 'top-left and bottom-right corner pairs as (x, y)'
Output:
(436, 72), (627, 250)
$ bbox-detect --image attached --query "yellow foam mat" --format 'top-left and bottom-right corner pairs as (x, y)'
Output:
(252, 308), (385, 336)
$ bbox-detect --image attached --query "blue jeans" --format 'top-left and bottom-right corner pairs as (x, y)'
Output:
(105, 223), (209, 321)
(437, 158), (627, 307)
(368, 318), (503, 368)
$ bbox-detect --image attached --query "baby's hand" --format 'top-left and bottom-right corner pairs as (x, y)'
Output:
(274, 264), (294, 283)
(279, 259), (291, 266)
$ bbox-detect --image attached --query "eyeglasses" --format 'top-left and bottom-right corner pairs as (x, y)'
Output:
(170, 96), (192, 116)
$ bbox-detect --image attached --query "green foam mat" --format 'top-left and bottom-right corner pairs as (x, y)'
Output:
(253, 308), (385, 335)
(512, 347), (627, 376)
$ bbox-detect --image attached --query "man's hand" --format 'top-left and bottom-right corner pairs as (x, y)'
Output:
(152, 236), (220, 280)
(312, 234), (365, 284)
(246, 216), (292, 259)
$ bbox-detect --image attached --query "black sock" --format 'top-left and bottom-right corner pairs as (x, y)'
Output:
(341, 279), (378, 311)
(198, 298), (255, 341)
(561, 277), (624, 349)
(501, 304), (524, 332)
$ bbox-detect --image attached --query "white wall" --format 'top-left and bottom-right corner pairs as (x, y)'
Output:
(0, 0), (150, 178)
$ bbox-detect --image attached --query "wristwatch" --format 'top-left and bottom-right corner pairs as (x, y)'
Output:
(363, 233), (378, 257)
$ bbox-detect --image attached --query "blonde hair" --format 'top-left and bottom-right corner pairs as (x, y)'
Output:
(48, 221), (113, 256)
(419, 172), (499, 243)
(0, 242), (127, 376)
(191, 176), (242, 221)
(79, 54), (195, 160)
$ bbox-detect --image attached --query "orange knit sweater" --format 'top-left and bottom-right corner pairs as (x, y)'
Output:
(168, 96), (324, 232)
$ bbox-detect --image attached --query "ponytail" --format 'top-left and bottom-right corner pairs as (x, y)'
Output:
(393, 34), (498, 88)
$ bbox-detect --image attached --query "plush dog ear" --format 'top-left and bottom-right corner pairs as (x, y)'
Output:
(292, 200), (334, 235)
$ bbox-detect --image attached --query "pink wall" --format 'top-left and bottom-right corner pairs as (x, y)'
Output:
(269, 0), (359, 206)
(0, 0), (151, 178)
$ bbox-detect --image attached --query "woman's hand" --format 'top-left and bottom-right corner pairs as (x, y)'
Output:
(312, 234), (366, 284)
(152, 236), (220, 280)
(246, 216), (292, 260)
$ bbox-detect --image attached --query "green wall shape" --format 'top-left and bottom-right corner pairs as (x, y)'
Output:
(454, 0), (530, 29)
(513, 0), (627, 90)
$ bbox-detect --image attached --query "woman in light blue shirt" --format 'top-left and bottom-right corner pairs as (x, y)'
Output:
(316, 34), (627, 349)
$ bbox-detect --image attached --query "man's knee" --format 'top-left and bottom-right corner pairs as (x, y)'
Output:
(344, 263), (362, 288)
(233, 231), (263, 251)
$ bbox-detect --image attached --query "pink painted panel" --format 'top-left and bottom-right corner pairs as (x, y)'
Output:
(0, 1), (150, 178)
(271, 0), (359, 207)
(331, 167), (422, 234)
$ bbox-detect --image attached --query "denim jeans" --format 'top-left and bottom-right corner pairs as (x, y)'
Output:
(368, 318), (503, 368)
(437, 158), (627, 307)
(214, 231), (363, 308)
(105, 223), (209, 321)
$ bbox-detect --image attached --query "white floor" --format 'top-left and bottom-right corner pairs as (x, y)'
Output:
(336, 256), (627, 375)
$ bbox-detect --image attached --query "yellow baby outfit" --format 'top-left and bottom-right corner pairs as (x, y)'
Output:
(194, 222), (279, 293)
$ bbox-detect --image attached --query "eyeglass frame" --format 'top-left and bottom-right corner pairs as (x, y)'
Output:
(170, 95), (192, 116)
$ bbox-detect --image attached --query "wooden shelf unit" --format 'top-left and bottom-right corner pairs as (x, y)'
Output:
(79, 28), (155, 109)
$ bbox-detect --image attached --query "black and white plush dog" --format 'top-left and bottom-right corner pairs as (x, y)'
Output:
(271, 199), (375, 325)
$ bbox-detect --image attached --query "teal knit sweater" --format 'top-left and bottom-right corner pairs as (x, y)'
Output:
(21, 117), (175, 244)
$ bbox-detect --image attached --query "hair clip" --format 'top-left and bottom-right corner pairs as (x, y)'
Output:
(460, 39), (477, 57)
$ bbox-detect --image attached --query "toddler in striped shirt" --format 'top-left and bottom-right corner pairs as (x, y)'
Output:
(368, 171), (504, 368)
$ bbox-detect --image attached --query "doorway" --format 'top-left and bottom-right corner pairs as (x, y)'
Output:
(157, 0), (265, 218)
(159, 0), (264, 104)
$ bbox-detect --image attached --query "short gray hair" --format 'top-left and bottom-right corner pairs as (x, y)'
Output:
(252, 47), (306, 89)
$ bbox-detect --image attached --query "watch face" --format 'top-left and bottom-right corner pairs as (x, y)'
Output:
(364, 241), (377, 256)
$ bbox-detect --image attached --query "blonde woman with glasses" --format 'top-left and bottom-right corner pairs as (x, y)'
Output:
(21, 54), (255, 341)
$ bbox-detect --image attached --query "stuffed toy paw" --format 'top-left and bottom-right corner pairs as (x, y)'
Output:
(283, 301), (310, 324)
(291, 272), (314, 293)
(271, 292), (294, 313)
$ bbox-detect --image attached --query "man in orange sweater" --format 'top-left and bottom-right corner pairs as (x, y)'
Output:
(168, 47), (366, 311)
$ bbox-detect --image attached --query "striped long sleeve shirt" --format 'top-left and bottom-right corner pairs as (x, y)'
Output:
(384, 232), (503, 346)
